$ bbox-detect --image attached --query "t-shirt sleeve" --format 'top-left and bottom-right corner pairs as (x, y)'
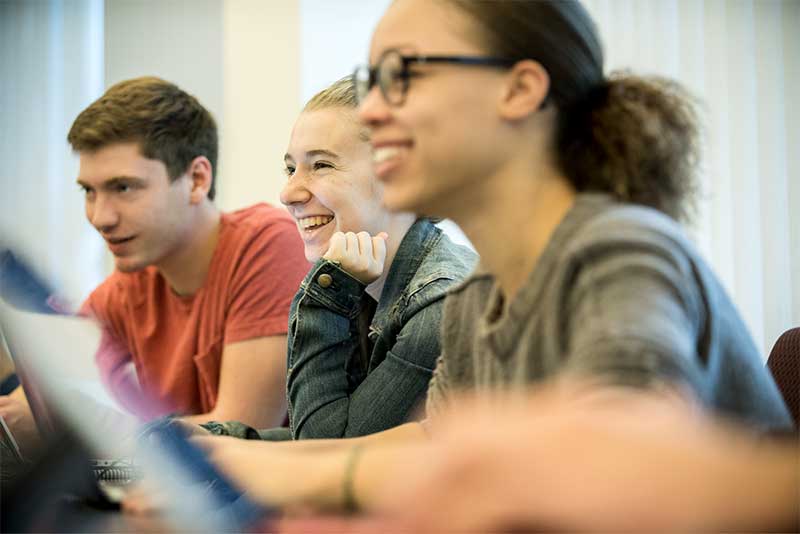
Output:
(561, 241), (707, 396)
(79, 280), (142, 411)
(223, 217), (309, 345)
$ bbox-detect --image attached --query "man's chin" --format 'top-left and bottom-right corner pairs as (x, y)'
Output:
(113, 257), (148, 273)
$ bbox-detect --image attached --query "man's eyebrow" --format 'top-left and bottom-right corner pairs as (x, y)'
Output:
(75, 176), (145, 188)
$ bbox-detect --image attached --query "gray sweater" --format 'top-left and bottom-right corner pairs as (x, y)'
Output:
(427, 194), (792, 431)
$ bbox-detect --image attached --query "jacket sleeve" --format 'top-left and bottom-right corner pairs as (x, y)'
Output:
(287, 260), (441, 439)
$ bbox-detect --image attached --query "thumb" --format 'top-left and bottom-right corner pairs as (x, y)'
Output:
(376, 232), (389, 241)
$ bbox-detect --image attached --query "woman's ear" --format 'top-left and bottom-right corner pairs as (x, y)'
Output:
(498, 60), (550, 121)
(187, 156), (213, 204)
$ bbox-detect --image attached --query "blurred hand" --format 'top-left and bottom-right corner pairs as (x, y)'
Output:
(373, 383), (761, 533)
(122, 423), (225, 516)
(170, 417), (212, 437)
(192, 434), (344, 511)
(0, 393), (42, 456)
(323, 231), (388, 285)
(121, 479), (165, 515)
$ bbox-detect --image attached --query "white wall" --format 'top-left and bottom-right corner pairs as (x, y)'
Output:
(0, 0), (106, 307)
(222, 0), (300, 211)
(299, 0), (391, 102)
(104, 0), (224, 126)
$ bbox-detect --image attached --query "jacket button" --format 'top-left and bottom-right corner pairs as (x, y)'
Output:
(317, 273), (333, 288)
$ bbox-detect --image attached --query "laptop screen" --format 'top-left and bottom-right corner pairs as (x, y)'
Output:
(0, 297), (273, 531)
(0, 324), (62, 441)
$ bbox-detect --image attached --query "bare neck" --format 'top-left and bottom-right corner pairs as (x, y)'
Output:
(452, 163), (575, 306)
(157, 202), (222, 297)
(365, 213), (417, 302)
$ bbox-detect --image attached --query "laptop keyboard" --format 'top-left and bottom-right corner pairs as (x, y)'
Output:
(91, 459), (139, 484)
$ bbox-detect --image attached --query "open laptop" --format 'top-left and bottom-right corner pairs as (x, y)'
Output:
(0, 296), (273, 532)
(0, 316), (132, 498)
(0, 413), (24, 464)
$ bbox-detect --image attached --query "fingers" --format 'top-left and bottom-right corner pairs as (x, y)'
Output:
(0, 394), (24, 407)
(323, 232), (346, 261)
(356, 231), (373, 259)
(321, 230), (390, 285)
(372, 233), (388, 263)
(121, 484), (160, 515)
(347, 232), (362, 258)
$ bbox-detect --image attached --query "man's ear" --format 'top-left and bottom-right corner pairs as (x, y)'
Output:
(498, 59), (550, 121)
(187, 156), (213, 204)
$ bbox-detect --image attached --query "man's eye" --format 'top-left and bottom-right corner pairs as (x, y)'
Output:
(115, 183), (131, 193)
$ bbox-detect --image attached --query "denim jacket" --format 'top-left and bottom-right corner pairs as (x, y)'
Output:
(285, 219), (476, 439)
(202, 219), (476, 439)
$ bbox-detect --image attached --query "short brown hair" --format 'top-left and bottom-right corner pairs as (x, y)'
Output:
(67, 76), (219, 200)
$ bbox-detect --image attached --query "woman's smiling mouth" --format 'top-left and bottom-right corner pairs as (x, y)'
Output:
(298, 215), (334, 232)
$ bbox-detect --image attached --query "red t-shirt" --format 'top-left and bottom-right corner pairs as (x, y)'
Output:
(82, 203), (308, 417)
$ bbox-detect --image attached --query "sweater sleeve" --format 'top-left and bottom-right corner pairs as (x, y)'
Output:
(560, 240), (707, 399)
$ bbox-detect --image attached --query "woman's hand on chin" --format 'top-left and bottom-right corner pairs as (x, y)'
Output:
(324, 231), (388, 285)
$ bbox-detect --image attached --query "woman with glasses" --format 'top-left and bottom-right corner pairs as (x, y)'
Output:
(192, 0), (794, 528)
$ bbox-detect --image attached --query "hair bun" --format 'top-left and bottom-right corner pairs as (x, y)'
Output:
(556, 72), (701, 221)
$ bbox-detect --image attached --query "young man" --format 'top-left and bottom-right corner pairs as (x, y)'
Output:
(0, 77), (308, 450)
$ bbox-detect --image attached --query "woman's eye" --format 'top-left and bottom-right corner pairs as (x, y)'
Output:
(284, 166), (296, 177)
(313, 161), (333, 171)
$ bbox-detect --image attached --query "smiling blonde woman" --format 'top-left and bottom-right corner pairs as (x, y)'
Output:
(201, 77), (476, 441)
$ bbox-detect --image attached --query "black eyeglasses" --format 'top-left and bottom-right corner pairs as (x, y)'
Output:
(353, 48), (517, 106)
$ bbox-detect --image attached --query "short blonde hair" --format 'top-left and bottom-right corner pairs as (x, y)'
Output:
(304, 75), (358, 111)
(303, 76), (369, 142)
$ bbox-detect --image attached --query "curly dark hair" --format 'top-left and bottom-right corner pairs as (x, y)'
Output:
(445, 0), (700, 221)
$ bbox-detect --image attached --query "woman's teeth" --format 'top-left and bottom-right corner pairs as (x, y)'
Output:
(373, 146), (402, 165)
(299, 215), (334, 230)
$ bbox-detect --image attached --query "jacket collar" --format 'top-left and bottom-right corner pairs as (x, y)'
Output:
(371, 218), (440, 328)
